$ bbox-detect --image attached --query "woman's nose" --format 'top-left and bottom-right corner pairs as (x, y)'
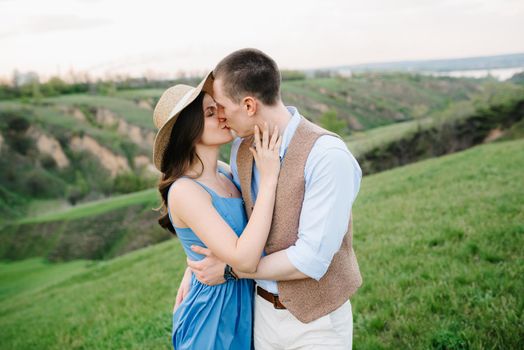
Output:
(217, 106), (226, 120)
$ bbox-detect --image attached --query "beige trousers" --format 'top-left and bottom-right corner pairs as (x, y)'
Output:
(253, 293), (353, 349)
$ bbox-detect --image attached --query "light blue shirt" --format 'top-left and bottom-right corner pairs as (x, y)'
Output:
(230, 106), (362, 294)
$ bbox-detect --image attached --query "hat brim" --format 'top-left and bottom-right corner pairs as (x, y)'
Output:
(153, 71), (214, 172)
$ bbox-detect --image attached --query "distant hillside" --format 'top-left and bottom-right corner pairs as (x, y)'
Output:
(0, 139), (522, 349)
(0, 73), (518, 220)
(0, 95), (158, 219)
(345, 83), (524, 174)
(333, 52), (524, 73)
(117, 73), (488, 130)
(282, 73), (482, 130)
(1, 85), (523, 261)
(0, 189), (169, 261)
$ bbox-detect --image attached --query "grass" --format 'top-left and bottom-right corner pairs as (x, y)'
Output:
(347, 118), (430, 157)
(0, 241), (185, 349)
(115, 89), (164, 99)
(352, 139), (524, 349)
(44, 94), (154, 130)
(18, 188), (157, 224)
(0, 258), (91, 300)
(345, 83), (524, 158)
(0, 139), (522, 349)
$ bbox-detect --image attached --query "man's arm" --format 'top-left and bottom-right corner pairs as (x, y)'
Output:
(283, 139), (361, 281)
(189, 245), (307, 282)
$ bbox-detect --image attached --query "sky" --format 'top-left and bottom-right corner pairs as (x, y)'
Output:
(1, 0), (523, 81)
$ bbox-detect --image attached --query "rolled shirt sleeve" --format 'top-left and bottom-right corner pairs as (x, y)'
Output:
(285, 136), (361, 281)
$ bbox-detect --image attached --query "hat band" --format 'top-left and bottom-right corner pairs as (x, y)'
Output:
(167, 88), (196, 122)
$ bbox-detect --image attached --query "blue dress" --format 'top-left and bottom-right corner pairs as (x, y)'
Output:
(168, 168), (254, 350)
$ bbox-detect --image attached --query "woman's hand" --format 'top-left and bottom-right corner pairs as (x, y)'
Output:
(173, 267), (192, 313)
(250, 122), (282, 186)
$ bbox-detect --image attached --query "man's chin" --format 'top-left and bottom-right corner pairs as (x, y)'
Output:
(234, 130), (254, 139)
(230, 129), (251, 139)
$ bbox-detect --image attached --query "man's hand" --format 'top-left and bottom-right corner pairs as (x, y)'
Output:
(187, 245), (227, 286)
(173, 267), (192, 313)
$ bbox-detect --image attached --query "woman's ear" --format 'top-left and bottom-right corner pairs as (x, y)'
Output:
(243, 96), (257, 117)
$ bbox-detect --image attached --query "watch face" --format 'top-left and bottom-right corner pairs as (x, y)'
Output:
(224, 265), (237, 281)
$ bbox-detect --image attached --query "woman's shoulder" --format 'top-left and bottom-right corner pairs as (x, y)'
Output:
(168, 177), (209, 206)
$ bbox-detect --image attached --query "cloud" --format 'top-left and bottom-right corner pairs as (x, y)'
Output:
(0, 14), (111, 39)
(29, 14), (111, 33)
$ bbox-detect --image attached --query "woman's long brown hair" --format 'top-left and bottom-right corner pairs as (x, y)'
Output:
(157, 92), (205, 234)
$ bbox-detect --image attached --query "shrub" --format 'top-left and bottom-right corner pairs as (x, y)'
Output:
(113, 172), (151, 194)
(22, 168), (65, 198)
(319, 110), (347, 135)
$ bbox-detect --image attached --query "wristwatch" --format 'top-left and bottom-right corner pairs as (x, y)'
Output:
(224, 264), (239, 281)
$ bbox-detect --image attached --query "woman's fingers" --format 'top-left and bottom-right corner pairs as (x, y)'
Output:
(249, 147), (258, 162)
(262, 122), (269, 149)
(275, 133), (283, 151)
(174, 290), (183, 312)
(254, 125), (261, 151)
(269, 125), (279, 150)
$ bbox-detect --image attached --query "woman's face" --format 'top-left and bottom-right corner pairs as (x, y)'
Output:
(198, 93), (234, 146)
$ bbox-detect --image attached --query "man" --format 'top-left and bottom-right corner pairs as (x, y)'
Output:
(176, 48), (362, 349)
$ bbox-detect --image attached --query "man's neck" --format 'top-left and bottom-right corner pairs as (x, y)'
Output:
(257, 101), (292, 137)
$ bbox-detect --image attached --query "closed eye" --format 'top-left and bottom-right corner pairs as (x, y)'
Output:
(206, 107), (217, 117)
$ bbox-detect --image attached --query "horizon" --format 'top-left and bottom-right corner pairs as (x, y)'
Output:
(1, 0), (524, 81)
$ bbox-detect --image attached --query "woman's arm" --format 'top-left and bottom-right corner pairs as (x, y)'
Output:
(173, 267), (192, 313)
(170, 123), (281, 273)
(233, 250), (308, 281)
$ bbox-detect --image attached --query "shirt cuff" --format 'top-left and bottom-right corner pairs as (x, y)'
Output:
(285, 245), (330, 281)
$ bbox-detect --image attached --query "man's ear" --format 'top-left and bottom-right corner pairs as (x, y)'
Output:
(242, 96), (257, 117)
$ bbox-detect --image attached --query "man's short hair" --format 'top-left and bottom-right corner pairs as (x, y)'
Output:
(213, 48), (281, 105)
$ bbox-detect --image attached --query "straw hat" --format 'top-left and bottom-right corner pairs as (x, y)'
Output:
(152, 71), (213, 171)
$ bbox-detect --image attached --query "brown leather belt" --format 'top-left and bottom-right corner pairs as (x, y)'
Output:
(256, 286), (286, 309)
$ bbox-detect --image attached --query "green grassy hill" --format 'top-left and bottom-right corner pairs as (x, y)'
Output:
(1, 139), (522, 349)
(346, 81), (524, 157)
(0, 189), (170, 262)
(0, 95), (156, 220)
(350, 93), (524, 175)
(1, 79), (522, 261)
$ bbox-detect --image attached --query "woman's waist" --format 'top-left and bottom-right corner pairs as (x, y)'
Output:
(190, 274), (254, 289)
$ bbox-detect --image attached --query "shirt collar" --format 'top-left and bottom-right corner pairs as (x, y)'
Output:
(244, 106), (301, 159)
(279, 106), (301, 159)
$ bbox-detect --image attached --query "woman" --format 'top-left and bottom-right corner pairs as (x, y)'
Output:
(153, 73), (281, 350)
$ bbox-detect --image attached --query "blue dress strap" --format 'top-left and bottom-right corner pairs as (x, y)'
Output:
(178, 175), (216, 197)
(174, 164), (233, 198)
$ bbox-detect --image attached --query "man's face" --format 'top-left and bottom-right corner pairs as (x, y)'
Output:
(213, 78), (256, 138)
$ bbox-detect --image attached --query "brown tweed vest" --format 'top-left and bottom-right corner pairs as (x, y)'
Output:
(237, 116), (362, 323)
